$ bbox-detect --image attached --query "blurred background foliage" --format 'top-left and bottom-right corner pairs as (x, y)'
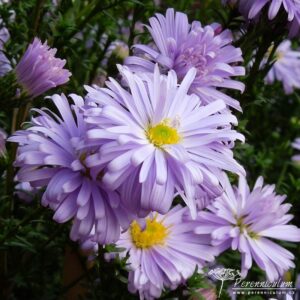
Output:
(0, 0), (300, 299)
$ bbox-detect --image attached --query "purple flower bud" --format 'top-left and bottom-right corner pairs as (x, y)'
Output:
(15, 38), (71, 97)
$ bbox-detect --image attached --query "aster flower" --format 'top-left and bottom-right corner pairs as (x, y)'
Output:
(195, 183), (223, 211)
(244, 0), (300, 22)
(14, 182), (41, 203)
(9, 94), (132, 244)
(292, 137), (300, 162)
(196, 174), (300, 281)
(225, 0), (300, 36)
(101, 40), (129, 67)
(15, 38), (71, 98)
(263, 40), (300, 94)
(0, 51), (11, 77)
(110, 205), (217, 300)
(0, 26), (10, 49)
(79, 226), (99, 262)
(125, 8), (245, 111)
(85, 66), (245, 218)
(0, 25), (11, 77)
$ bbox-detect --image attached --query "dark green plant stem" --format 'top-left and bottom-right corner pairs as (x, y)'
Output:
(259, 38), (283, 79)
(127, 4), (142, 51)
(5, 99), (32, 208)
(277, 161), (289, 189)
(88, 34), (112, 84)
(31, 0), (46, 39)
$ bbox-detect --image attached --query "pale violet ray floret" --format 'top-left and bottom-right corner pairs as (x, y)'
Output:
(292, 137), (300, 162)
(0, 25), (11, 77)
(106, 205), (218, 300)
(125, 8), (245, 111)
(262, 40), (300, 94)
(84, 65), (245, 218)
(0, 51), (11, 77)
(196, 173), (300, 281)
(246, 0), (300, 22)
(223, 0), (300, 37)
(9, 93), (133, 244)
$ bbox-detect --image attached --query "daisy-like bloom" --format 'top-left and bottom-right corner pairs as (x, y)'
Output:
(111, 205), (217, 300)
(85, 66), (245, 218)
(125, 8), (245, 111)
(79, 227), (99, 263)
(292, 137), (300, 162)
(196, 174), (300, 281)
(243, 0), (300, 22)
(0, 51), (11, 77)
(14, 182), (41, 203)
(0, 26), (10, 49)
(263, 40), (300, 94)
(224, 0), (300, 36)
(101, 40), (129, 67)
(195, 182), (222, 210)
(0, 25), (11, 77)
(15, 38), (71, 98)
(9, 94), (132, 244)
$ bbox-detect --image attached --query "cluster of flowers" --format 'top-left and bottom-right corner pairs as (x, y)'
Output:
(223, 0), (300, 36)
(223, 0), (300, 94)
(4, 7), (300, 300)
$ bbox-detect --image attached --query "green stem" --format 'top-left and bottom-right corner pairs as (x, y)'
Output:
(127, 4), (142, 51)
(277, 162), (288, 189)
(31, 0), (46, 39)
(218, 280), (224, 298)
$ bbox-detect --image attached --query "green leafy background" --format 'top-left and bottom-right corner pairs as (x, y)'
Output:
(0, 0), (299, 299)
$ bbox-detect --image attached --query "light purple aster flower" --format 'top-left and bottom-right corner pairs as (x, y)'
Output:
(79, 226), (99, 262)
(110, 205), (217, 300)
(225, 0), (300, 36)
(85, 65), (245, 218)
(0, 26), (10, 49)
(15, 38), (71, 98)
(292, 137), (300, 162)
(195, 184), (222, 211)
(263, 40), (300, 94)
(101, 40), (129, 67)
(0, 51), (11, 77)
(0, 24), (11, 77)
(14, 182), (41, 203)
(9, 94), (132, 244)
(196, 174), (300, 281)
(125, 8), (245, 111)
(244, 0), (300, 22)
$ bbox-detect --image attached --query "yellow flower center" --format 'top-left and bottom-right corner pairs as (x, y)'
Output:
(130, 217), (169, 249)
(267, 45), (283, 61)
(235, 216), (259, 239)
(146, 121), (180, 147)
